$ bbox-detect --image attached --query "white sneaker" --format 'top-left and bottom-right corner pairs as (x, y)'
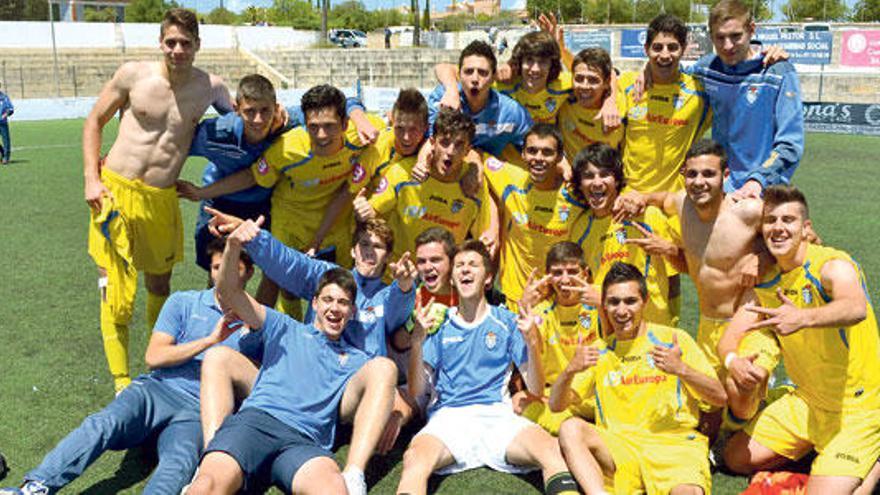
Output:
(341, 469), (366, 495)
(0, 481), (49, 495)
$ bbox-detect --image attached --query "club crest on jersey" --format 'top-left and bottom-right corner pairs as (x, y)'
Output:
(615, 228), (627, 245)
(802, 285), (813, 304)
(303, 178), (320, 188)
(451, 199), (464, 213)
(375, 176), (389, 194)
(544, 98), (557, 113)
(746, 85), (760, 105)
(351, 160), (366, 184)
(579, 313), (592, 329)
(558, 205), (571, 222)
(672, 95), (685, 110)
(485, 331), (497, 349)
(486, 156), (505, 172)
(338, 352), (350, 366)
(513, 212), (529, 225)
(257, 157), (270, 175)
(646, 352), (656, 369)
(629, 105), (647, 121)
(405, 205), (427, 219)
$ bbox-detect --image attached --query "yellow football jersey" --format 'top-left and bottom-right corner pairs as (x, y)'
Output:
(495, 72), (572, 124)
(557, 95), (625, 162)
(535, 299), (602, 387)
(251, 127), (368, 244)
(619, 71), (712, 193)
(569, 206), (673, 326)
(350, 127), (417, 195)
(571, 324), (718, 435)
(369, 162), (491, 261)
(485, 155), (586, 303)
(754, 244), (880, 412)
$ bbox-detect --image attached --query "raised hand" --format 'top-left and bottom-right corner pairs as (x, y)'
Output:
(730, 180), (763, 203)
(390, 251), (418, 292)
(227, 216), (265, 246)
(521, 268), (552, 309)
(411, 296), (437, 344)
(352, 187), (376, 222)
(744, 288), (807, 335)
(561, 273), (600, 307)
(439, 87), (460, 112)
(205, 206), (245, 238)
(566, 345), (600, 374)
(650, 332), (685, 375)
(612, 191), (647, 223)
(411, 140), (434, 182)
(625, 221), (677, 257)
(517, 302), (541, 351)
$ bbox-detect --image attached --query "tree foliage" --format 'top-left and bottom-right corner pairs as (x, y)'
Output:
(0, 0), (49, 21)
(852, 0), (880, 20)
(525, 0), (766, 23)
(84, 6), (119, 22)
(203, 6), (238, 24)
(125, 0), (179, 23)
(268, 0), (320, 28)
(782, 0), (847, 20)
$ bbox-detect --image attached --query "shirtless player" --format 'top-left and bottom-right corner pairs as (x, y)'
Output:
(624, 139), (779, 431)
(84, 8), (232, 392)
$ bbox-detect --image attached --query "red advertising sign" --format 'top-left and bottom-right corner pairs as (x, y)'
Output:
(840, 30), (880, 67)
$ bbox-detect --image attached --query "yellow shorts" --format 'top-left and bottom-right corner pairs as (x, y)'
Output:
(87, 168), (182, 275)
(270, 208), (353, 269)
(521, 398), (594, 436)
(745, 391), (880, 479)
(598, 428), (711, 495)
(697, 316), (780, 377)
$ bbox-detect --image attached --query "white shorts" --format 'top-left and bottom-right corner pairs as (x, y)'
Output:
(417, 402), (538, 475)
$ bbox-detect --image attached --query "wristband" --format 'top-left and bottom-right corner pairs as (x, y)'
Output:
(724, 352), (738, 370)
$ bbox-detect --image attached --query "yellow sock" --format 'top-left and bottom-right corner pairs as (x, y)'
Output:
(277, 293), (303, 321)
(100, 299), (130, 392)
(145, 292), (168, 331)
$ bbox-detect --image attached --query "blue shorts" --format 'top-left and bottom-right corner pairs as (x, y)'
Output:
(205, 407), (333, 492)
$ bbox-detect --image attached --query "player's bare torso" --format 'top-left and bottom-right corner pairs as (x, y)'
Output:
(104, 61), (216, 188)
(680, 195), (761, 318)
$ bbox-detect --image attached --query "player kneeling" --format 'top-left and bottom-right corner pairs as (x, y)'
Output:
(397, 240), (578, 495)
(549, 262), (726, 494)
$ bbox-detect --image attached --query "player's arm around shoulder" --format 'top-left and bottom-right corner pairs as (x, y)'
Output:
(813, 257), (868, 327)
(208, 72), (233, 114)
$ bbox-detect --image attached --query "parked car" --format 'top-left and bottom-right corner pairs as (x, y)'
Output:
(329, 29), (368, 48)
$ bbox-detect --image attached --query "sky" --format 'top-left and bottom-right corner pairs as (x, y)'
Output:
(178, 0), (857, 22)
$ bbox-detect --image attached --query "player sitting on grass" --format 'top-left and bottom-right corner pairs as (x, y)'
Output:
(550, 261), (727, 494)
(187, 227), (398, 495)
(514, 241), (602, 435)
(0, 239), (258, 495)
(196, 214), (416, 495)
(397, 240), (579, 495)
(720, 185), (880, 494)
(557, 48), (624, 162)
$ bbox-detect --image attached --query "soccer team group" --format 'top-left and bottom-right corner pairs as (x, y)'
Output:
(5, 1), (880, 494)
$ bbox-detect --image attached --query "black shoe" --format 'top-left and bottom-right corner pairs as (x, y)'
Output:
(0, 451), (8, 481)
